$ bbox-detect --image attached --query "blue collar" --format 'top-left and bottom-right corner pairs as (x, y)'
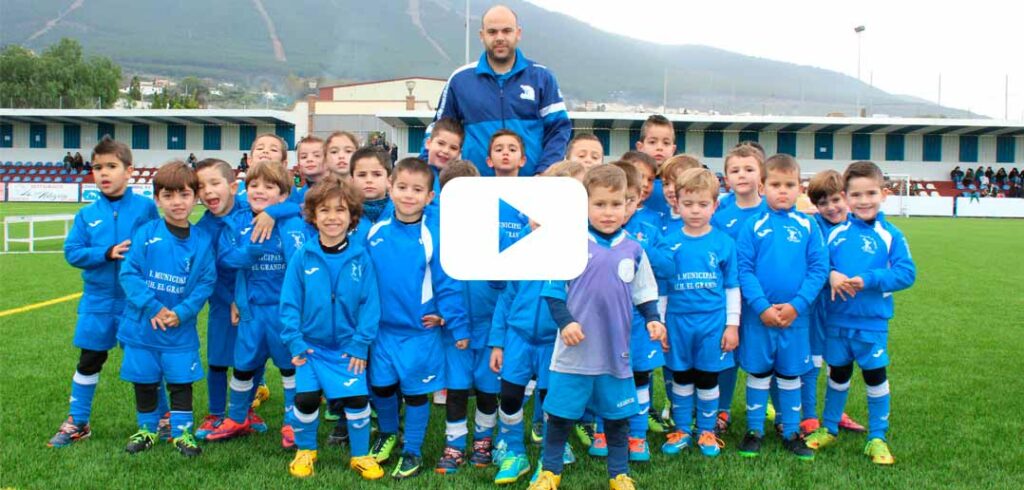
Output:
(475, 48), (531, 79)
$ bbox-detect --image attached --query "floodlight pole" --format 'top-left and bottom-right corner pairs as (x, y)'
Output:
(854, 25), (865, 116)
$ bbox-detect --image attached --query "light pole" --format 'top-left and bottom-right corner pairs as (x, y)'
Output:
(854, 25), (865, 116)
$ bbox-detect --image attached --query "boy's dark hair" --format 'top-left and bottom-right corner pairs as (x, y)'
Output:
(246, 161), (291, 196)
(639, 114), (674, 141)
(195, 158), (234, 181)
(807, 169), (844, 204)
(567, 133), (602, 156)
(392, 157), (434, 189)
(843, 161), (885, 190)
(432, 118), (466, 142)
(620, 151), (657, 176)
(724, 143), (766, 175)
(764, 153), (800, 181)
(349, 147), (393, 176)
(91, 136), (132, 167)
(611, 160), (640, 193)
(489, 129), (524, 153)
(153, 161), (198, 194)
(304, 174), (364, 228)
(583, 164), (626, 195)
(439, 160), (480, 188)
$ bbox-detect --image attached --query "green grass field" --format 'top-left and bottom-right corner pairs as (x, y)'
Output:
(1, 202), (1022, 489)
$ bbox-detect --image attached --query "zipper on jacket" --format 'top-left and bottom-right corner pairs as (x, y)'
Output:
(112, 207), (120, 288)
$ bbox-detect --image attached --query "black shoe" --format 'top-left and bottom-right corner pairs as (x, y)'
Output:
(173, 432), (203, 457)
(327, 422), (349, 446)
(782, 434), (815, 461)
(125, 429), (158, 454)
(738, 430), (762, 458)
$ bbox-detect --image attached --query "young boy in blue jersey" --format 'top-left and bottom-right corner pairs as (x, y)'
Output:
(49, 137), (160, 448)
(655, 168), (740, 458)
(347, 148), (393, 247)
(365, 158), (470, 479)
(804, 161), (916, 465)
(292, 135), (327, 201)
(566, 133), (604, 169)
(532, 165), (666, 490)
(432, 161), (504, 474)
(635, 115), (676, 218)
(205, 161), (310, 449)
(489, 130), (531, 247)
(735, 154), (827, 460)
(117, 161), (216, 456)
(423, 118), (465, 202)
(278, 175), (385, 480)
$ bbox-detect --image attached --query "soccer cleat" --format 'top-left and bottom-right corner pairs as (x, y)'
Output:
(173, 431), (202, 457)
(529, 463), (543, 484)
(281, 424), (296, 450)
(840, 412), (867, 433)
(766, 401), (776, 423)
(391, 451), (422, 480)
(782, 434), (815, 461)
(125, 429), (158, 454)
(864, 438), (894, 465)
(322, 398), (340, 422)
(327, 422), (349, 445)
(574, 422), (596, 447)
(800, 418), (821, 436)
(697, 431), (724, 458)
(589, 432), (608, 457)
(737, 430), (763, 457)
(610, 473), (637, 490)
(369, 432), (398, 463)
(251, 383), (270, 409)
(247, 409), (267, 433)
(648, 407), (670, 433)
(157, 412), (172, 441)
(470, 436), (493, 467)
(661, 430), (692, 455)
(195, 415), (222, 441)
(563, 442), (576, 465)
(494, 453), (531, 485)
(715, 411), (731, 435)
(48, 417), (91, 448)
(491, 438), (509, 466)
(527, 470), (561, 490)
(434, 446), (465, 474)
(204, 417), (251, 441)
(289, 449), (317, 478)
(351, 455), (385, 480)
(804, 428), (838, 450)
(530, 421), (544, 444)
(628, 437), (651, 462)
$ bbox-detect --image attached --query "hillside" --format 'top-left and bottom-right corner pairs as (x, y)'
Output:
(0, 0), (977, 117)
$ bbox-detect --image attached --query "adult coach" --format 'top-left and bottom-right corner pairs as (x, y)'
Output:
(424, 4), (572, 176)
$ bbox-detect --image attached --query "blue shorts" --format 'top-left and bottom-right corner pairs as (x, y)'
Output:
(738, 323), (811, 377)
(544, 372), (638, 421)
(206, 303), (237, 367)
(444, 344), (501, 393)
(120, 345), (203, 384)
(825, 328), (889, 371)
(500, 328), (554, 389)
(296, 345), (368, 400)
(234, 304), (291, 372)
(73, 313), (120, 351)
(630, 314), (665, 373)
(370, 330), (445, 395)
(665, 310), (733, 373)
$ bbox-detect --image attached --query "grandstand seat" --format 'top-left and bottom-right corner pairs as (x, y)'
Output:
(2, 176), (10, 182)
(2, 161), (11, 166)
(74, 176), (83, 183)
(917, 191), (927, 197)
(28, 169), (37, 175)
(0, 168), (5, 175)
(925, 183), (936, 190)
(36, 162), (44, 166)
(17, 168), (26, 174)
(43, 176), (53, 183)
(930, 191), (940, 197)
(15, 161), (23, 166)
(59, 169), (68, 175)
(10, 176), (21, 182)
(32, 176), (41, 182)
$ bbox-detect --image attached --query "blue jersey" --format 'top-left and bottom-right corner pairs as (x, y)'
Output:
(658, 227), (739, 316)
(645, 181), (670, 218)
(279, 239), (381, 360)
(490, 280), (559, 348)
(424, 48), (572, 176)
(64, 188), (159, 313)
(350, 197), (393, 245)
(712, 193), (767, 241)
(366, 214), (470, 342)
(736, 207), (829, 323)
(194, 199), (251, 310)
(117, 220), (216, 352)
(825, 213), (916, 332)
(459, 281), (507, 349)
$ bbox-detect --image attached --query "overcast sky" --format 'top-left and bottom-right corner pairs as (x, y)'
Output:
(526, 0), (1023, 119)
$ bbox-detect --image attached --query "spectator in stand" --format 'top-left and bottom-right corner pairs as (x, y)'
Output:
(979, 171), (990, 190)
(239, 153), (249, 171)
(995, 167), (1007, 185)
(984, 166), (994, 182)
(965, 168), (975, 183)
(73, 152), (84, 172)
(187, 153), (198, 169)
(63, 152), (74, 171)
(390, 143), (399, 164)
(950, 166), (963, 183)
(1009, 168), (1020, 184)
(975, 166), (985, 182)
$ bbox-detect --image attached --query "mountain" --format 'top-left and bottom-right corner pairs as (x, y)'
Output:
(0, 0), (978, 118)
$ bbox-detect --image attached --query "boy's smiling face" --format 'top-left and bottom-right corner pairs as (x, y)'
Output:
(389, 169), (434, 221)
(250, 136), (286, 166)
(815, 192), (849, 225)
(846, 176), (886, 221)
(196, 167), (237, 217)
(246, 177), (286, 214)
(426, 130), (462, 169)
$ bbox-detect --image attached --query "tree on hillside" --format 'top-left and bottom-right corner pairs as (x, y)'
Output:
(0, 38), (121, 108)
(129, 76), (142, 101)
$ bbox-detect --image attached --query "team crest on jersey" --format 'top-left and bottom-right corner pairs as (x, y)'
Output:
(860, 235), (878, 255)
(519, 84), (535, 101)
(708, 251), (719, 269)
(617, 258), (636, 282)
(783, 225), (802, 243)
(183, 257), (191, 273)
(350, 262), (363, 281)
(288, 231), (305, 250)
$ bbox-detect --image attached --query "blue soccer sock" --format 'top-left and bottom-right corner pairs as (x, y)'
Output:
(776, 377), (802, 439)
(207, 368), (228, 417)
(801, 362), (821, 421)
(474, 407), (497, 441)
(69, 371), (99, 425)
(541, 415), (573, 475)
(499, 407), (526, 455)
(156, 382), (169, 416)
(596, 417), (605, 434)
(604, 417), (630, 479)
(281, 373), (296, 426)
(717, 366), (738, 414)
(293, 406), (319, 450)
(745, 374), (771, 435)
(670, 381), (694, 434)
(137, 410), (161, 432)
(769, 380), (780, 418)
(249, 365), (266, 400)
(695, 386), (719, 434)
(227, 376), (254, 423)
(170, 410), (193, 438)
(346, 405), (372, 456)
(822, 375), (850, 435)
(630, 383), (651, 438)
(403, 399), (431, 456)
(445, 418), (468, 450)
(371, 390), (399, 435)
(866, 381), (891, 441)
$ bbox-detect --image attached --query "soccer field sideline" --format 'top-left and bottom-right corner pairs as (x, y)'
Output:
(1, 208), (1022, 489)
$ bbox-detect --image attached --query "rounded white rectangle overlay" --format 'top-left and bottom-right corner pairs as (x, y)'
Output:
(440, 177), (588, 281)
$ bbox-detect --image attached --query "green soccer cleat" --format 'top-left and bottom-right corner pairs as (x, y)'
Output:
(173, 431), (202, 457)
(574, 422), (595, 447)
(782, 434), (815, 461)
(391, 451), (422, 480)
(531, 421), (544, 444)
(648, 407), (670, 433)
(804, 427), (837, 450)
(737, 430), (763, 458)
(494, 453), (531, 485)
(369, 432), (398, 463)
(125, 429), (158, 454)
(864, 438), (895, 465)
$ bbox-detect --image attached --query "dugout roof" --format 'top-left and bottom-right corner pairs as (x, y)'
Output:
(0, 109), (296, 128)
